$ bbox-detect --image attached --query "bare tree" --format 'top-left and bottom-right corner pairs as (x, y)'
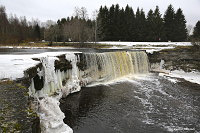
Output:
(74, 7), (88, 20)
(187, 24), (193, 35)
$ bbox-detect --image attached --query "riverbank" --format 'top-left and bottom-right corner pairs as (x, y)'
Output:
(0, 80), (40, 133)
(0, 42), (114, 49)
(148, 45), (200, 72)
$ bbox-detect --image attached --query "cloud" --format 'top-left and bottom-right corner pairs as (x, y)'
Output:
(1, 0), (200, 25)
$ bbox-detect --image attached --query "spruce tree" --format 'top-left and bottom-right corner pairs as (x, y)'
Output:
(119, 7), (125, 41)
(34, 24), (41, 40)
(164, 4), (176, 41)
(153, 6), (165, 41)
(146, 9), (154, 41)
(174, 8), (187, 41)
(113, 4), (121, 41)
(107, 5), (115, 41)
(124, 5), (135, 41)
(193, 21), (200, 39)
(135, 8), (146, 41)
(97, 6), (109, 41)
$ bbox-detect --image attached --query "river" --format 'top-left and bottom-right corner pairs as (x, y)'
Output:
(60, 74), (200, 133)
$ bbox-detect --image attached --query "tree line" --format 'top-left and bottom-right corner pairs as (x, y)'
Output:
(45, 7), (95, 43)
(0, 5), (43, 44)
(0, 4), (200, 44)
(97, 4), (189, 42)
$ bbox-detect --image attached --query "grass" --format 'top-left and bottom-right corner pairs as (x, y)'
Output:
(0, 41), (115, 48)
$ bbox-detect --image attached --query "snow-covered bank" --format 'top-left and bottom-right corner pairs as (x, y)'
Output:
(151, 60), (200, 85)
(0, 52), (78, 80)
(99, 42), (192, 53)
(98, 42), (192, 46)
(159, 70), (200, 85)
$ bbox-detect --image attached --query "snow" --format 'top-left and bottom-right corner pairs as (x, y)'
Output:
(159, 70), (200, 85)
(0, 55), (39, 80)
(98, 41), (192, 46)
(0, 52), (78, 80)
(99, 42), (192, 53)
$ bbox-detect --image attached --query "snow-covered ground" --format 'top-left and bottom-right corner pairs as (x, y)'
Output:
(99, 42), (192, 53)
(159, 70), (200, 85)
(98, 41), (192, 46)
(0, 52), (78, 80)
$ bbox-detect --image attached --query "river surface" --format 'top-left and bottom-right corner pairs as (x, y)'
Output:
(60, 74), (200, 133)
(0, 47), (137, 55)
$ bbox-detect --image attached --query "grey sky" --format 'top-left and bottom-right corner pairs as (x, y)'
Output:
(1, 0), (200, 26)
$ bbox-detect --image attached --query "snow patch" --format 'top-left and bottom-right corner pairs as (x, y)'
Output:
(0, 52), (78, 80)
(98, 42), (192, 46)
(160, 70), (200, 85)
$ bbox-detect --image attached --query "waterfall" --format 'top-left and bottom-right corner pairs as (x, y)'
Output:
(81, 51), (149, 84)
(28, 51), (149, 133)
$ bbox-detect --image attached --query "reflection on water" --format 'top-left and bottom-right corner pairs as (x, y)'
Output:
(60, 75), (200, 133)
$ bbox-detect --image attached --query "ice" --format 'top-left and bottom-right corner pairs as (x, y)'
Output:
(29, 52), (82, 133)
(160, 70), (200, 85)
(38, 96), (73, 133)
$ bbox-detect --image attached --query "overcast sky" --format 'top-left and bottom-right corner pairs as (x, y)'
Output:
(1, 0), (200, 26)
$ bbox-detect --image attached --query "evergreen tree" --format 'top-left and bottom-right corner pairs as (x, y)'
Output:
(124, 5), (135, 41)
(118, 7), (125, 41)
(97, 6), (109, 41)
(34, 24), (41, 40)
(193, 21), (200, 39)
(146, 9), (154, 41)
(153, 6), (165, 41)
(113, 4), (121, 41)
(174, 8), (187, 41)
(164, 4), (176, 41)
(107, 5), (115, 41)
(135, 8), (146, 41)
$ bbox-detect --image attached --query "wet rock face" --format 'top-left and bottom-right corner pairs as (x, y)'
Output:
(55, 55), (72, 72)
(33, 75), (44, 91)
(148, 46), (200, 72)
(76, 53), (87, 71)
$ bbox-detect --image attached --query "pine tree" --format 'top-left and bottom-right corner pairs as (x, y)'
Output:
(164, 4), (176, 41)
(193, 21), (200, 39)
(174, 8), (187, 41)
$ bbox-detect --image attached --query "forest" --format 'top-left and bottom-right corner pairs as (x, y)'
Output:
(0, 4), (200, 44)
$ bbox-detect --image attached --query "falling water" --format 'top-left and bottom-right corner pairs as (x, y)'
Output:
(81, 51), (149, 85)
